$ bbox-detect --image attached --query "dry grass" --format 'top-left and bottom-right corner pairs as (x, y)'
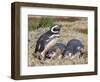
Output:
(28, 17), (88, 66)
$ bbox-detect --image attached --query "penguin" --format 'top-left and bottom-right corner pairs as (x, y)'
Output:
(45, 43), (66, 59)
(34, 24), (62, 60)
(63, 39), (85, 59)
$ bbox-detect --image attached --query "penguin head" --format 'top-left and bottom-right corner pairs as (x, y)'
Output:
(50, 24), (62, 34)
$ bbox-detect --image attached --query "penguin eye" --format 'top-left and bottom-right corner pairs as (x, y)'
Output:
(53, 28), (60, 31)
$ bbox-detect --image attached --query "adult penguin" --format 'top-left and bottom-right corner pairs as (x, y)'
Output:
(34, 24), (62, 60)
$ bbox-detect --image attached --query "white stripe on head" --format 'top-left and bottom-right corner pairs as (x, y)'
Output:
(51, 25), (59, 33)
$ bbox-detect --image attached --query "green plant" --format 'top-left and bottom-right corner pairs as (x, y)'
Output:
(28, 19), (40, 31)
(28, 17), (55, 31)
(37, 17), (55, 28)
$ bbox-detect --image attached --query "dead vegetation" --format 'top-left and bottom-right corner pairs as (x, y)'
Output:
(28, 16), (88, 66)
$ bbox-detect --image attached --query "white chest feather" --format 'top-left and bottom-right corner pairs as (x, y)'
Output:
(45, 38), (58, 49)
(41, 38), (58, 57)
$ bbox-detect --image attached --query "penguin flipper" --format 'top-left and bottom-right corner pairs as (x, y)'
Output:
(34, 41), (39, 53)
(34, 40), (45, 53)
